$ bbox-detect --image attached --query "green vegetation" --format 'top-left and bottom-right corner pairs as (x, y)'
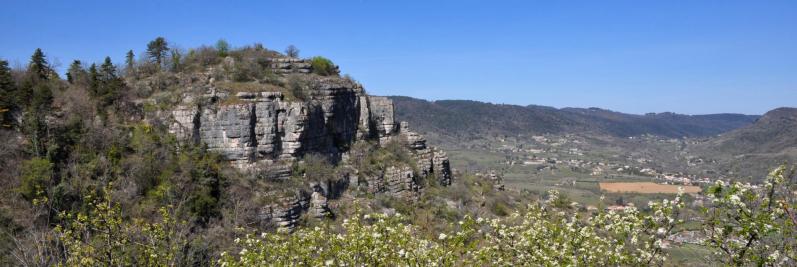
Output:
(296, 153), (337, 182)
(215, 39), (230, 57)
(310, 56), (339, 76)
(125, 49), (135, 72)
(18, 158), (53, 201)
(349, 140), (416, 178)
(146, 37), (169, 66)
(0, 59), (16, 127)
(47, 165), (793, 266)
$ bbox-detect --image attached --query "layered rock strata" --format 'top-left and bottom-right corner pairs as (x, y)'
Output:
(168, 75), (452, 230)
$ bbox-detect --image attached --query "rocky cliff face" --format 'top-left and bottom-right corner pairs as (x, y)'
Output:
(166, 68), (452, 231)
(170, 77), (369, 168)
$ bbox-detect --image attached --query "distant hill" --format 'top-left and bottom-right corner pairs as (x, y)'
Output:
(703, 107), (797, 154)
(389, 96), (759, 139)
(691, 107), (797, 177)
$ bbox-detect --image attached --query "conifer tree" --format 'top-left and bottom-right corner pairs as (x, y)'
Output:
(146, 37), (169, 66)
(125, 50), (135, 71)
(216, 39), (230, 57)
(88, 63), (99, 96)
(170, 49), (182, 72)
(66, 60), (84, 84)
(97, 57), (123, 107)
(100, 57), (117, 81)
(29, 48), (51, 81)
(18, 49), (53, 110)
(20, 50), (54, 157)
(0, 59), (16, 126)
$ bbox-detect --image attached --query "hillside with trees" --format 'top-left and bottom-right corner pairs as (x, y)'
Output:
(390, 96), (759, 140)
(0, 38), (795, 266)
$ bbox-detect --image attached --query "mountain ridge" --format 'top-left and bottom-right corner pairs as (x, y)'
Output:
(389, 96), (760, 139)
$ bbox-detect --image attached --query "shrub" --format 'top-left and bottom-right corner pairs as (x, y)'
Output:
(286, 74), (309, 101)
(18, 158), (53, 201)
(219, 190), (686, 266)
(309, 56), (338, 76)
(183, 46), (220, 69)
(297, 153), (336, 182)
(216, 39), (230, 57)
(56, 185), (188, 266)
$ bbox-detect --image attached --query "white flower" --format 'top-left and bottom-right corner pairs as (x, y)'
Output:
(768, 250), (780, 262)
(438, 233), (448, 240)
(729, 194), (743, 206)
(325, 259), (335, 266)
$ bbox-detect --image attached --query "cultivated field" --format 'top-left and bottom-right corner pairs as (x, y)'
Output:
(599, 182), (701, 194)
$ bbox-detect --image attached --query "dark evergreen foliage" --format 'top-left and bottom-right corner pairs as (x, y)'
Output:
(146, 37), (169, 65)
(125, 49), (135, 73)
(0, 60), (16, 126)
(28, 48), (51, 81)
(66, 60), (87, 85)
(95, 57), (124, 108)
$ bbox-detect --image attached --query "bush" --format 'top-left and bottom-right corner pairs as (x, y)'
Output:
(183, 46), (221, 70)
(216, 39), (230, 57)
(219, 190), (686, 266)
(309, 56), (339, 76)
(296, 153), (336, 182)
(286, 74), (309, 101)
(19, 158), (53, 201)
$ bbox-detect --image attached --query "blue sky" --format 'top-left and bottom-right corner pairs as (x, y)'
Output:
(1, 1), (795, 115)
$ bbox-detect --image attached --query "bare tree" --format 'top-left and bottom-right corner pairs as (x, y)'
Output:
(285, 45), (299, 58)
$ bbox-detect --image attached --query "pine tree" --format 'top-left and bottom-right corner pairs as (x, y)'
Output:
(88, 63), (99, 96)
(100, 57), (117, 81)
(67, 60), (84, 84)
(125, 50), (135, 72)
(146, 37), (169, 66)
(170, 49), (182, 72)
(97, 57), (123, 107)
(0, 59), (17, 126)
(216, 39), (230, 57)
(28, 48), (51, 81)
(18, 49), (53, 110)
(22, 52), (53, 156)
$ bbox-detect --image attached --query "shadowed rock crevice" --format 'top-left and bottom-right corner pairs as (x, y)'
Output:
(248, 104), (258, 162)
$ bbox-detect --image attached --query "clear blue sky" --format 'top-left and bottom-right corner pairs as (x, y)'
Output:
(1, 1), (795, 115)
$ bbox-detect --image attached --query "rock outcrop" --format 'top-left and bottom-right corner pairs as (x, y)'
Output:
(258, 191), (309, 233)
(168, 72), (452, 231)
(267, 58), (312, 74)
(488, 170), (505, 191)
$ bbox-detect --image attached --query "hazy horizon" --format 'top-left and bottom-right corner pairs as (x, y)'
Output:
(1, 1), (795, 114)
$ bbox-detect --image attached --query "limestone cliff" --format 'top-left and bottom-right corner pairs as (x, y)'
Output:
(164, 60), (452, 231)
